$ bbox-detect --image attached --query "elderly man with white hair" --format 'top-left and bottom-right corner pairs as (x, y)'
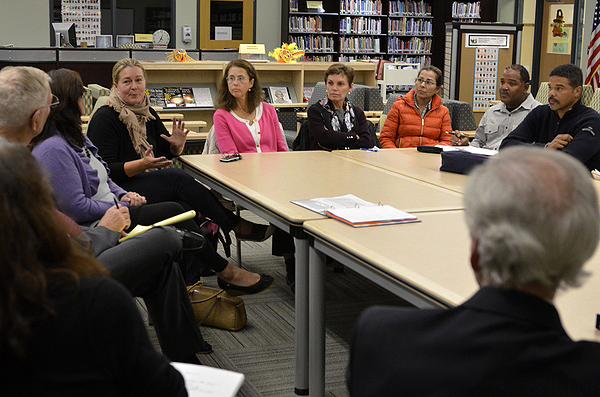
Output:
(0, 65), (212, 363)
(348, 146), (600, 396)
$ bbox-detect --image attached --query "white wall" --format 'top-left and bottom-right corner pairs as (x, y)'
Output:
(255, 0), (282, 55)
(176, 0), (197, 49)
(0, 1), (50, 46)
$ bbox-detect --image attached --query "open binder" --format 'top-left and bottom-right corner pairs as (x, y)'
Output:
(292, 194), (419, 227)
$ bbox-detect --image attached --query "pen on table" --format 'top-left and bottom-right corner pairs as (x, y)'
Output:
(445, 131), (467, 139)
(114, 197), (120, 208)
(361, 147), (379, 152)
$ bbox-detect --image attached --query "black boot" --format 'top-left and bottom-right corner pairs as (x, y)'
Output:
(285, 257), (295, 293)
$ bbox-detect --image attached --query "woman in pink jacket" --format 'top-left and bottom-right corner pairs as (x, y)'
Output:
(213, 59), (296, 291)
(379, 66), (452, 148)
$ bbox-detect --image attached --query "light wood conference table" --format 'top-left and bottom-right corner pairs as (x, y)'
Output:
(179, 151), (464, 395)
(304, 208), (600, 395)
(335, 148), (467, 194)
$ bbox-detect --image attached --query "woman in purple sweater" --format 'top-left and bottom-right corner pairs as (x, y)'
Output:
(31, 68), (272, 295)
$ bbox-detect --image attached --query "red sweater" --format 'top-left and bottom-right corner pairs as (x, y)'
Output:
(379, 89), (452, 148)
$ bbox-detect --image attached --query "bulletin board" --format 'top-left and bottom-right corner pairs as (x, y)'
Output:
(458, 32), (515, 118)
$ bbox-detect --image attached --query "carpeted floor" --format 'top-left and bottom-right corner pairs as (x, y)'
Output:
(140, 214), (410, 396)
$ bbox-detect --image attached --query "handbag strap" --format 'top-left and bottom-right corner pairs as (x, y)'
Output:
(187, 280), (226, 325)
(197, 296), (220, 326)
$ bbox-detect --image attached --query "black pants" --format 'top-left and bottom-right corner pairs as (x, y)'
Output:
(272, 227), (295, 256)
(119, 168), (241, 232)
(128, 202), (228, 273)
(97, 226), (210, 360)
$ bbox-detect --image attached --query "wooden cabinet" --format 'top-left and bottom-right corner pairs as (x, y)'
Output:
(141, 61), (377, 128)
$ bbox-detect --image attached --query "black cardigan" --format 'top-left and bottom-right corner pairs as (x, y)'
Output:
(87, 106), (175, 183)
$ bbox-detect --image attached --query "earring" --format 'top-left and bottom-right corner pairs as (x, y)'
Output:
(249, 88), (251, 92)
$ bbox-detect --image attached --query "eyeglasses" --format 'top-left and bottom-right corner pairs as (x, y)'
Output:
(226, 76), (249, 83)
(30, 94), (60, 119)
(415, 78), (436, 87)
(40, 94), (61, 110)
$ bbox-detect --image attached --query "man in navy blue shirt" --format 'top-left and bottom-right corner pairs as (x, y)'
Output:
(500, 63), (600, 171)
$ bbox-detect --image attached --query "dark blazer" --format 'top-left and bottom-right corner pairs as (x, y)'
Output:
(347, 286), (600, 396)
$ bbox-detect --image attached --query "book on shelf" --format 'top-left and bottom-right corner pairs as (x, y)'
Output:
(291, 194), (419, 227)
(262, 88), (271, 103)
(146, 88), (166, 107)
(269, 86), (293, 104)
(191, 87), (214, 107)
(303, 87), (314, 102)
(163, 87), (185, 107)
(180, 87), (196, 107)
(306, 0), (325, 12)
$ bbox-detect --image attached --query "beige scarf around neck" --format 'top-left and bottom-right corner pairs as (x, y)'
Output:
(106, 88), (156, 158)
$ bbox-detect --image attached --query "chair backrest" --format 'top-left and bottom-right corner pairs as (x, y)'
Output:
(307, 82), (383, 111)
(588, 88), (600, 112)
(379, 94), (476, 132)
(90, 96), (109, 118)
(83, 87), (94, 115)
(202, 125), (220, 154)
(536, 82), (549, 104)
(443, 99), (477, 131)
(581, 84), (594, 106)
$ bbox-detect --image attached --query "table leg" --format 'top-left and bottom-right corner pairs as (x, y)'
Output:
(295, 237), (309, 395)
(309, 244), (326, 397)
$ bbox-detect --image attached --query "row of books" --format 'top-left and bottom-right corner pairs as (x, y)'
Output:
(339, 0), (383, 15)
(389, 54), (431, 66)
(389, 0), (432, 17)
(146, 87), (213, 108)
(339, 17), (383, 34)
(289, 15), (324, 32)
(451, 1), (480, 19)
(339, 37), (381, 52)
(388, 18), (432, 35)
(290, 35), (336, 52)
(303, 54), (335, 61)
(387, 37), (431, 53)
(340, 54), (380, 61)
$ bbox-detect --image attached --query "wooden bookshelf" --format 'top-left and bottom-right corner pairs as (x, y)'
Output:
(282, 0), (497, 67)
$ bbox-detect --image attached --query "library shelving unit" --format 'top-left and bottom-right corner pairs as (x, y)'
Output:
(387, 0), (433, 66)
(286, 0), (339, 62)
(450, 1), (482, 23)
(338, 0), (385, 62)
(282, 0), (497, 67)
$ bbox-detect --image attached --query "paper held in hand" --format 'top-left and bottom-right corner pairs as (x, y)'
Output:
(292, 194), (419, 227)
(119, 210), (197, 242)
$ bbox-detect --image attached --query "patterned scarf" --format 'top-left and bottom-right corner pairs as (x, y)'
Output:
(319, 97), (356, 133)
(105, 88), (156, 158)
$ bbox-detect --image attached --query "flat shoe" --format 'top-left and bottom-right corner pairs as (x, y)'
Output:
(217, 274), (274, 296)
(235, 223), (276, 242)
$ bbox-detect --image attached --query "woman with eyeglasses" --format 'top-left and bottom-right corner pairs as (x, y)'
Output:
(34, 67), (273, 297)
(213, 59), (296, 290)
(379, 66), (452, 148)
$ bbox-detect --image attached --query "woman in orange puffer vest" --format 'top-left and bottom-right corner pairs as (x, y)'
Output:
(379, 66), (452, 148)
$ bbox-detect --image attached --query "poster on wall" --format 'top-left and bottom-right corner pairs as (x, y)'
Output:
(472, 47), (499, 111)
(61, 0), (101, 47)
(547, 4), (573, 55)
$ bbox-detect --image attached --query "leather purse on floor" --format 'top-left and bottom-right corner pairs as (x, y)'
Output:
(187, 281), (247, 331)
